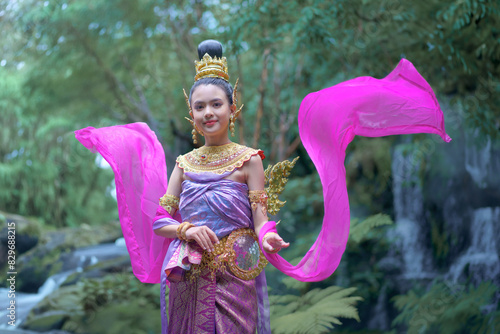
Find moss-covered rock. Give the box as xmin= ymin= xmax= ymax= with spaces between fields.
xmin=21 ymin=311 xmax=70 ymax=332
xmin=28 ymin=285 xmax=84 ymax=317
xmin=23 ymin=272 xmax=162 ymax=334
xmin=0 ymin=211 xmax=41 ymax=267
xmin=64 ymin=303 xmax=161 ymax=334
xmin=61 ymin=255 xmax=132 ymax=286
xmin=7 ymin=217 xmax=122 ymax=292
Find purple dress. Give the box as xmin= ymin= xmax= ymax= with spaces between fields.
xmin=155 ymin=171 xmax=271 ymax=334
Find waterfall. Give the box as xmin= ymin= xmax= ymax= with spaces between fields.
xmin=463 ymin=129 xmax=500 ymax=191
xmin=0 ymin=239 xmax=128 ymax=329
xmin=447 ymin=207 xmax=500 ymax=284
xmin=0 ymin=271 xmax=74 ymax=330
xmin=391 ymin=145 xmax=434 ymax=279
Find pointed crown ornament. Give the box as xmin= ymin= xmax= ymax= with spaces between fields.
xmin=194 ymin=53 xmax=229 ymax=82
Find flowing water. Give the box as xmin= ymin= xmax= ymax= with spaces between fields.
xmin=391 ymin=145 xmax=434 ymax=279
xmin=0 ymin=239 xmax=128 ymax=330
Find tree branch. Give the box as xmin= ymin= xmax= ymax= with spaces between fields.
xmin=252 ymin=48 xmax=270 ymax=148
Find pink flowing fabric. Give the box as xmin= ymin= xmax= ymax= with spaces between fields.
xmin=259 ymin=58 xmax=451 ymax=281
xmin=75 ymin=123 xmax=172 ymax=284
xmin=74 ymin=58 xmax=450 ymax=288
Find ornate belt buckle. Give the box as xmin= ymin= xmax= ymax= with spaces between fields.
xmin=226 ymin=228 xmax=268 ymax=280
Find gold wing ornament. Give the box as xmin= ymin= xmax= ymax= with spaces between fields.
xmin=264 ymin=156 xmax=300 ymax=216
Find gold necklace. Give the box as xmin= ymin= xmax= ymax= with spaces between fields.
xmin=177 ymin=142 xmax=264 ymax=174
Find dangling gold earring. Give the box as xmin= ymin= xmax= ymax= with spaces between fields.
xmin=191 ymin=128 xmax=198 ymax=144
xmin=185 ymin=117 xmax=203 ymax=145
xmin=229 ymin=116 xmax=235 ymax=137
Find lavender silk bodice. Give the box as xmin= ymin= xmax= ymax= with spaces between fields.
xmin=179 ymin=178 xmax=253 ymax=238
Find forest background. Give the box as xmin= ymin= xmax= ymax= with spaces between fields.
xmin=1 ymin=0 xmax=499 ymax=333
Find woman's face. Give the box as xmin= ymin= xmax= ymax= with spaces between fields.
xmin=190 ymin=84 xmax=235 ymax=140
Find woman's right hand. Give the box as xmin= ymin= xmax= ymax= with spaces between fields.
xmin=185 ymin=226 xmax=219 ymax=252
xmin=262 ymin=232 xmax=290 ymax=254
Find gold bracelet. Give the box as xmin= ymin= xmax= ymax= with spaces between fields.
xmin=181 ymin=222 xmax=192 ymax=240
xmin=176 ymin=222 xmax=195 ymax=241
xmin=177 ymin=222 xmax=191 ymax=241
xmin=249 ymin=190 xmax=268 ymax=216
xmin=182 ymin=224 xmax=195 ymax=242
xmin=160 ymin=194 xmax=180 ymax=216
xmin=176 ymin=222 xmax=187 ymax=240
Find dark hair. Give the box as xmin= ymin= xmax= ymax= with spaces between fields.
xmin=189 ymin=40 xmax=233 ymax=105
xmin=189 ymin=77 xmax=233 ymax=105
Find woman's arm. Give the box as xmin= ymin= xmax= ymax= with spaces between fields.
xmin=153 ymin=164 xmax=184 ymax=239
xmin=154 ymin=164 xmax=219 ymax=252
xmin=245 ymin=155 xmax=289 ymax=253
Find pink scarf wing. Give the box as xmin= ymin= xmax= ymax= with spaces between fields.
xmin=261 ymin=59 xmax=451 ymax=281
xmin=75 ymin=122 xmax=172 ymax=284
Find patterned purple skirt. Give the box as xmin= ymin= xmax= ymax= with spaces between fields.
xmin=168 ymin=269 xmax=257 ymax=333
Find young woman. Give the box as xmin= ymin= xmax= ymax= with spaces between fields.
xmin=75 ymin=38 xmax=450 ymax=334
xmin=151 ymin=40 xmax=286 ymax=333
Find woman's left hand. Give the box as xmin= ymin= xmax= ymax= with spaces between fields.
xmin=262 ymin=232 xmax=290 ymax=254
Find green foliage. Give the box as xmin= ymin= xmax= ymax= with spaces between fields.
xmin=80 ymin=274 xmax=161 ymax=313
xmin=346 ymin=137 xmax=394 ymax=214
xmin=392 ymin=281 xmax=499 ymax=334
xmin=270 ymin=285 xmax=363 ymax=334
xmin=430 ymin=216 xmax=450 ymax=263
xmin=279 ymin=173 xmax=324 ymax=235
xmin=349 ymin=213 xmax=393 ymax=244
xmin=1 ymin=0 xmax=499 ymax=227
xmin=68 ymin=302 xmax=161 ymax=334
xmin=73 ymin=274 xmax=162 ymax=334
xmin=25 ymin=273 xmax=162 ymax=334
xmin=0 ymin=65 xmax=118 ymax=227
xmin=268 ymin=211 xmax=391 ymax=334
xmin=0 ymin=1 xmax=498 ymax=331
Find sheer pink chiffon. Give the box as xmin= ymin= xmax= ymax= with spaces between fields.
xmin=75 ymin=58 xmax=450 ymax=287
xmin=258 ymin=58 xmax=451 ymax=281
xmin=75 ymin=123 xmax=172 ymax=284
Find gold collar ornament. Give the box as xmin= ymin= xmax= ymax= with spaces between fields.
xmin=177 ymin=142 xmax=264 ymax=174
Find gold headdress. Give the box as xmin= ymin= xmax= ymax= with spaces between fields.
xmin=194 ymin=53 xmax=229 ymax=82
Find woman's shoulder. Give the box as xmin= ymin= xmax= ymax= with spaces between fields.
xmin=236 ymin=143 xmax=265 ymax=161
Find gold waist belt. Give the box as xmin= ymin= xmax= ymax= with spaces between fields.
xmin=187 ymin=228 xmax=268 ymax=281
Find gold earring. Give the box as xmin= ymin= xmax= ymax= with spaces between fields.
xmin=230 ymin=116 xmax=235 ymax=137
xmin=185 ymin=117 xmax=204 ymax=144
xmin=191 ymin=128 xmax=198 ymax=144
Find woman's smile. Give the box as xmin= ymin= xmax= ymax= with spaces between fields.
xmin=204 ymin=120 xmax=218 ymax=126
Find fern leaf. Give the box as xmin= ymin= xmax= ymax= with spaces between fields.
xmin=271 ymin=285 xmax=362 ymax=333
xmin=349 ymin=213 xmax=393 ymax=243
xmin=282 ymin=276 xmax=310 ymax=292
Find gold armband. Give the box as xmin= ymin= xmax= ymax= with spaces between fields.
xmin=160 ymin=194 xmax=180 ymax=216
xmin=249 ymin=190 xmax=268 ymax=216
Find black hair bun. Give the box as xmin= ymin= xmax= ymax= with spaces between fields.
xmin=197 ymin=40 xmax=223 ymax=59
